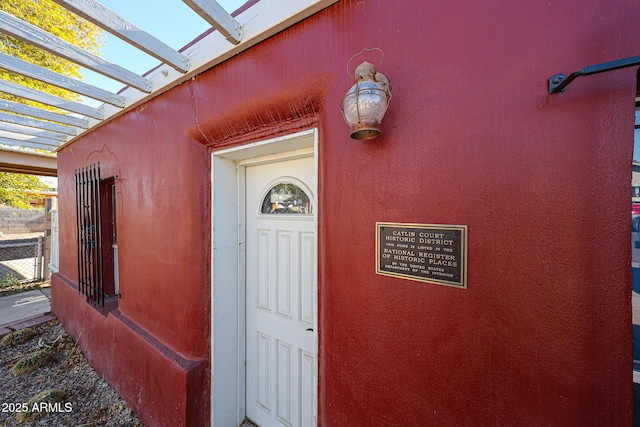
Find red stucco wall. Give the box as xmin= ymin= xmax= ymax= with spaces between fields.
xmin=52 ymin=75 xmax=212 ymax=426
xmin=53 ymin=0 xmax=638 ymax=425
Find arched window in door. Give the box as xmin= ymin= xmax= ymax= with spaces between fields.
xmin=260 ymin=182 xmax=312 ymax=214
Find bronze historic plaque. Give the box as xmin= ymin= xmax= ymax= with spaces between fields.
xmin=376 ymin=222 xmax=467 ymax=288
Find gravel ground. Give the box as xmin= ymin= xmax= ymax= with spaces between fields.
xmin=0 ymin=319 xmax=143 ymax=427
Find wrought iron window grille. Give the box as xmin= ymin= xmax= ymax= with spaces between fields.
xmin=74 ymin=162 xmax=120 ymax=311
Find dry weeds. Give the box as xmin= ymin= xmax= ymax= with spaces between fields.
xmin=0 ymin=320 xmax=143 ymax=427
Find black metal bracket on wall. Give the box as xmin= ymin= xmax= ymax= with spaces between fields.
xmin=548 ymin=54 xmax=640 ymax=94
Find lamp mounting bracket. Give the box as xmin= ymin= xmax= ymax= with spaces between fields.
xmin=548 ymin=54 xmax=640 ymax=94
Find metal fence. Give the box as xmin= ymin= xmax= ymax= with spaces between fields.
xmin=0 ymin=237 xmax=45 ymax=284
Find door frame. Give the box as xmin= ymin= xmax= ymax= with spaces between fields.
xmin=210 ymin=129 xmax=318 ymax=427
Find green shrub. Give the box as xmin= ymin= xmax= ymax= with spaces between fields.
xmin=17 ymin=388 xmax=65 ymax=422
xmin=11 ymin=350 xmax=51 ymax=375
xmin=1 ymin=327 xmax=35 ymax=347
xmin=0 ymin=272 xmax=20 ymax=288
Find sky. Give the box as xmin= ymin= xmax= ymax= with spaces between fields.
xmin=35 ymin=0 xmax=246 ymax=185
xmin=81 ymin=0 xmax=247 ymax=100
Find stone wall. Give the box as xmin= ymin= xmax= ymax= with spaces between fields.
xmin=0 ymin=206 xmax=45 ymax=234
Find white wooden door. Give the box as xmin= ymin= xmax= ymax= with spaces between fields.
xmin=245 ymin=155 xmax=317 ymax=427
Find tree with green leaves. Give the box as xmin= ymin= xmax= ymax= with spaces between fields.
xmin=0 ymin=172 xmax=48 ymax=209
xmin=0 ymin=1 xmax=104 ymax=207
xmin=0 ymin=0 xmax=104 ymax=104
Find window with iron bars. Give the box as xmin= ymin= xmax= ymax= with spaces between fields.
xmin=75 ymin=163 xmax=119 ymax=311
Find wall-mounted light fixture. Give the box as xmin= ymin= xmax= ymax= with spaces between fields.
xmin=341 ymin=48 xmax=391 ymax=140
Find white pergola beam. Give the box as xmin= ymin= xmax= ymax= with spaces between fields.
xmin=0 ymin=99 xmax=89 ymax=129
xmin=0 ymin=133 xmax=60 ymax=149
xmin=0 ymin=146 xmax=57 ymax=176
xmin=0 ymin=79 xmax=102 ymax=119
xmin=0 ymin=52 xmax=125 ymax=107
xmin=0 ymin=10 xmax=151 ymax=93
xmin=0 ymin=122 xmax=68 ymax=142
xmin=0 ymin=139 xmax=57 ymax=151
xmin=0 ymin=111 xmax=77 ymax=136
xmin=52 ymin=0 xmax=190 ymax=73
xmin=0 ymin=0 xmax=341 ymax=166
xmin=182 ymin=0 xmax=243 ymax=44
xmin=69 ymin=0 xmax=339 ymax=146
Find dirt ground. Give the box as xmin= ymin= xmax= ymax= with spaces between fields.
xmin=0 ymin=319 xmax=144 ymax=427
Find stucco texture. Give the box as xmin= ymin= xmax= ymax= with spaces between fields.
xmin=52 ymin=0 xmax=638 ymax=425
